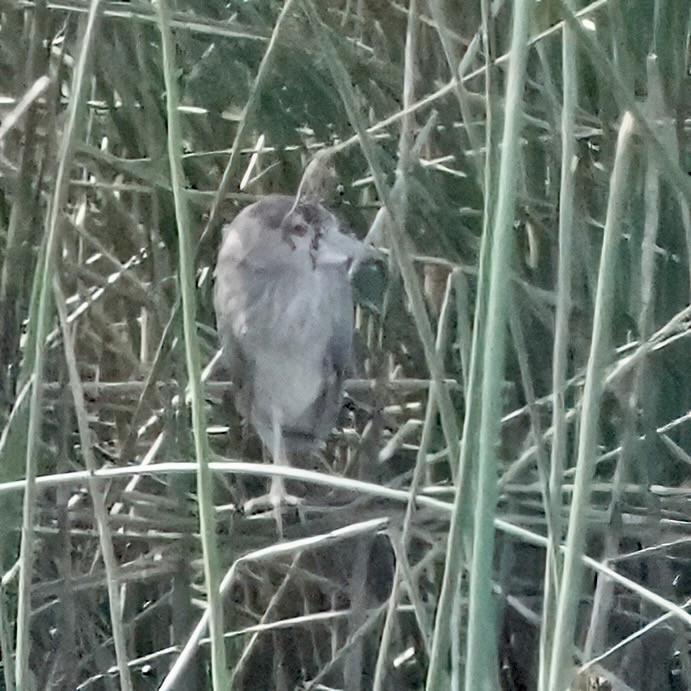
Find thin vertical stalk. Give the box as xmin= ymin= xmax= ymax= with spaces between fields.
xmin=547 ymin=112 xmax=635 ymax=691
xmin=155 ymin=1 xmax=229 ymax=687
xmin=372 ymin=558 xmax=403 ymax=691
xmin=427 ymin=0 xmax=484 ymax=183
xmin=371 ymin=4 xmax=426 ymax=682
xmin=14 ymin=3 xmax=102 ymax=687
xmin=464 ymin=1 xmax=531 ymax=688
xmin=538 ymin=2 xmax=577 ymax=686
xmin=582 ymin=49 xmax=669 ymax=678
xmin=342 ymin=9 xmax=423 ymax=663
xmin=53 ymin=280 xmax=133 ymax=691
xmin=0 ymin=2 xmax=48 ymax=323
xmin=639 ymin=55 xmax=664 ymax=341
xmin=398 ymin=0 xmax=417 ymax=172
xmin=555 ymin=0 xmax=690 ymax=204
xmin=374 ymin=274 xmax=453 ymax=689
xmin=426 ymin=244 xmax=478 ymax=676
xmin=426 ymin=0 xmax=500 ymax=682
xmin=0 ymin=579 xmax=13 ymax=691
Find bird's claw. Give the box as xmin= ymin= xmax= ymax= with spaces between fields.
xmin=243 ymin=493 xmax=303 ymax=516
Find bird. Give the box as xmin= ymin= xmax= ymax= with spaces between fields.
xmin=213 ymin=192 xmax=376 ymax=520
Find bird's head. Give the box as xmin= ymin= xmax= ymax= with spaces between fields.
xmin=219 ymin=195 xmax=379 ymax=276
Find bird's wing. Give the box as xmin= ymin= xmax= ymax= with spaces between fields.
xmin=326 ymin=274 xmax=355 ymax=378
xmin=303 ymin=273 xmax=353 ymax=444
xmin=213 ymin=269 xmax=254 ymax=418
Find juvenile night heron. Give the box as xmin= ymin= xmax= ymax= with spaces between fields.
xmin=214 ymin=192 xmax=374 ymax=515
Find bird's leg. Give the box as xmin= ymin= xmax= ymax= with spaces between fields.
xmin=269 ymin=411 xmax=288 ymax=507
xmin=244 ymin=408 xmax=303 ymax=524
xmin=269 ymin=413 xmax=289 ymax=536
xmin=268 ymin=409 xmax=303 ymax=508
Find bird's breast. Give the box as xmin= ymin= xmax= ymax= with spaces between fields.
xmin=236 ymin=265 xmax=351 ymax=427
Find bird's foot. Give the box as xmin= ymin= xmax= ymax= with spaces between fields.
xmin=243 ymin=492 xmax=303 ymax=515
xmin=244 ymin=490 xmax=304 ymax=538
xmin=243 ymin=477 xmax=304 ymax=537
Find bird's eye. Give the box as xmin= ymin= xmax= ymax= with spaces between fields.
xmin=291 ymin=221 xmax=309 ymax=236
xmin=282 ymin=210 xmax=309 ymax=238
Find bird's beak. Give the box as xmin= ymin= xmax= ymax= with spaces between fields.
xmin=317 ymin=231 xmax=367 ymax=266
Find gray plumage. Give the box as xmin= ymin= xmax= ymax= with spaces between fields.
xmin=214 ymin=194 xmax=371 ymax=510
